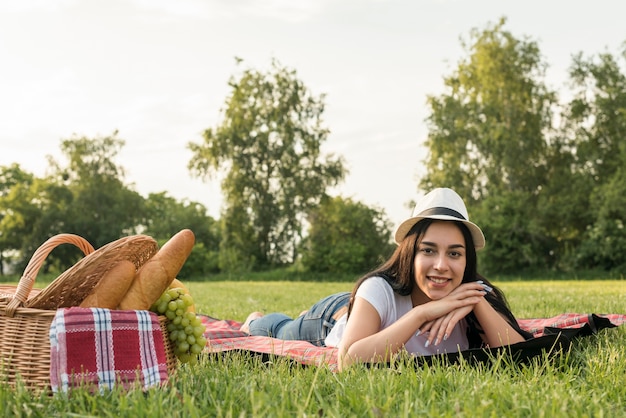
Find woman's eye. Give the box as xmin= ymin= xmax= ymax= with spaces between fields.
xmin=449 ymin=251 xmax=463 ymax=258
xmin=420 ymin=247 xmax=435 ymax=254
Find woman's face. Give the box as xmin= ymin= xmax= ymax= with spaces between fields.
xmin=413 ymin=221 xmax=467 ymax=302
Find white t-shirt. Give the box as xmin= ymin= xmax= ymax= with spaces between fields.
xmin=325 ymin=276 xmax=470 ymax=356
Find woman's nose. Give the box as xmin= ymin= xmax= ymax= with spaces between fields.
xmin=434 ymin=254 xmax=448 ymax=271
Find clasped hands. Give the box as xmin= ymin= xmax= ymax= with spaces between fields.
xmin=415 ymin=281 xmax=491 ymax=347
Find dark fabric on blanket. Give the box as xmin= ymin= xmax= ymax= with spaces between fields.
xmin=411 ymin=333 xmax=571 ymax=367
xmin=518 ymin=313 xmax=624 ymax=338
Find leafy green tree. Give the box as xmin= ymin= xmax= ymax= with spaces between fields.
xmin=565 ymin=46 xmax=626 ymax=270
xmin=0 ymin=164 xmax=37 ymax=274
xmin=46 ymin=132 xmax=147 ymax=249
xmin=533 ymin=132 xmax=593 ymax=271
xmin=420 ymin=18 xmax=558 ymax=273
xmin=1 ymin=135 xmax=149 ymax=274
xmin=143 ymin=192 xmax=221 ymax=276
xmin=0 ymin=164 xmax=83 ymax=274
xmin=300 ymin=196 xmax=394 ymax=274
xmin=188 ymin=59 xmax=346 ymax=270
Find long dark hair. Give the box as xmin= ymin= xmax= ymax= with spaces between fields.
xmin=347 ymin=218 xmax=532 ymax=345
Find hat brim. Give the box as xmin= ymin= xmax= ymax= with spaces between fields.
xmin=394 ymin=215 xmax=485 ymax=250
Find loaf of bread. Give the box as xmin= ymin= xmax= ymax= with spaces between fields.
xmin=118 ymin=229 xmax=195 ymax=310
xmin=79 ymin=260 xmax=136 ymax=309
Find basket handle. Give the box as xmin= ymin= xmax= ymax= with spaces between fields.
xmin=5 ymin=233 xmax=95 ymax=317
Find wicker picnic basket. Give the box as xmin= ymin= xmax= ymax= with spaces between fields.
xmin=0 ymin=233 xmax=177 ymax=391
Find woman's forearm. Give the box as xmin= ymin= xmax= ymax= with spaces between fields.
xmin=472 ymin=299 xmax=526 ymax=347
xmin=338 ymin=308 xmax=426 ymax=370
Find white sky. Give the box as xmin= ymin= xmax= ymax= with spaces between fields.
xmin=1 ymin=0 xmax=625 ymax=229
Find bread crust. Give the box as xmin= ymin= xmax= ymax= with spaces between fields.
xmin=118 ymin=229 xmax=195 ymax=310
xmin=79 ymin=260 xmax=136 ymax=309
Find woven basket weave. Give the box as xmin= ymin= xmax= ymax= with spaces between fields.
xmin=0 ymin=233 xmax=177 ymax=392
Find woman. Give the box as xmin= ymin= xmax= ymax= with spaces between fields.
xmin=242 ymin=188 xmax=532 ymax=369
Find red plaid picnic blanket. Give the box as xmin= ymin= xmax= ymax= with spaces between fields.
xmin=49 ymin=311 xmax=625 ymax=389
xmin=199 ymin=313 xmax=626 ymax=371
xmin=50 ymin=307 xmax=169 ymax=392
xmin=199 ymin=316 xmax=341 ymax=369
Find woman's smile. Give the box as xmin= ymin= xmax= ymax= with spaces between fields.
xmin=428 ymin=276 xmax=452 ymax=287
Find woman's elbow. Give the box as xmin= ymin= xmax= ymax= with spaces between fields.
xmin=486 ymin=330 xmax=526 ymax=347
xmin=336 ymin=345 xmax=353 ymax=371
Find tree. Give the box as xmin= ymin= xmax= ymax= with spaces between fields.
xmin=533 ymin=131 xmax=592 ymax=271
xmin=0 ymin=163 xmax=84 ymax=274
xmin=1 ymin=135 xmax=149 ymax=274
xmin=143 ymin=192 xmax=221 ymax=276
xmin=565 ymin=45 xmax=626 ymax=270
xmin=188 ymin=59 xmax=346 ymax=270
xmin=0 ymin=164 xmax=37 ymax=274
xmin=46 ymin=132 xmax=147 ymax=249
xmin=420 ymin=18 xmax=558 ymax=273
xmin=300 ymin=196 xmax=394 ymax=274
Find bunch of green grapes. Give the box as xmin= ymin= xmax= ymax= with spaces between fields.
xmin=151 ymin=287 xmax=207 ymax=364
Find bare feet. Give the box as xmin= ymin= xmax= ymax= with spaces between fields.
xmin=240 ymin=311 xmax=264 ymax=334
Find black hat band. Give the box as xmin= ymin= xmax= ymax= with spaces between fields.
xmin=417 ymin=207 xmax=466 ymax=221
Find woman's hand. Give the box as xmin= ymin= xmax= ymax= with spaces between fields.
xmin=416 ymin=281 xmax=487 ymax=346
xmin=419 ymin=305 xmax=473 ymax=346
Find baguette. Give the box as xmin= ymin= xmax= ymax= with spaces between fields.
xmin=118 ymin=229 xmax=195 ymax=310
xmin=79 ymin=260 xmax=136 ymax=309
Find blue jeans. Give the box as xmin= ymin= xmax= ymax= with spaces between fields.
xmin=247 ymin=292 xmax=350 ymax=346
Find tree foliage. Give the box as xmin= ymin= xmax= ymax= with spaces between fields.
xmin=46 ymin=132 xmax=147 ymax=248
xmin=300 ymin=196 xmax=394 ymax=274
xmin=188 ymin=59 xmax=346 ymax=270
xmin=420 ymin=19 xmax=626 ymax=274
xmin=566 ymin=46 xmax=626 ymax=270
xmin=143 ymin=192 xmax=221 ymax=276
xmin=0 ymin=163 xmax=84 ymax=273
xmin=0 ymin=133 xmax=148 ymax=273
xmin=421 ymin=18 xmax=559 ymax=273
xmin=422 ymin=18 xmax=555 ymax=199
xmin=0 ymin=165 xmax=37 ymax=274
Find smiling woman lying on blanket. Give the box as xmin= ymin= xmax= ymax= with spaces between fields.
xmin=241 ymin=188 xmax=533 ymax=370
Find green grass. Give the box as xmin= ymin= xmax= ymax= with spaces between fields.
xmin=1 ymin=279 xmax=625 ymax=417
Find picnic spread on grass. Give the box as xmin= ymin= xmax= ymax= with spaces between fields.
xmin=1 ymin=228 xmax=624 ymax=393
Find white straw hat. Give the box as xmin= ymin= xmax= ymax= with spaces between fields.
xmin=394 ymin=188 xmax=485 ymax=249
